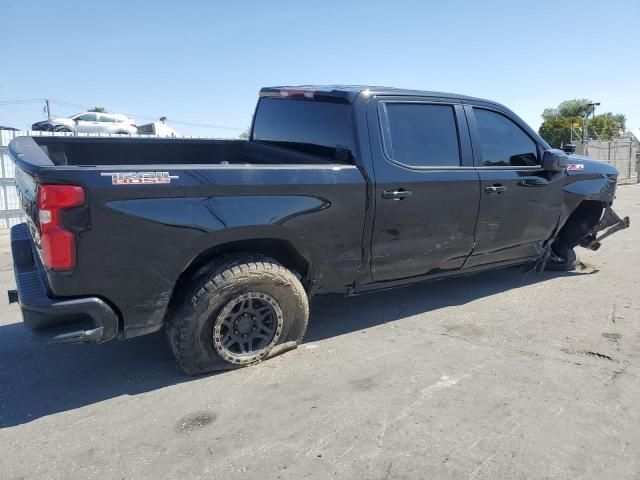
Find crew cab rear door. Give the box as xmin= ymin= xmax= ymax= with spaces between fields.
xmin=463 ymin=104 xmax=564 ymax=268
xmin=367 ymin=97 xmax=480 ymax=282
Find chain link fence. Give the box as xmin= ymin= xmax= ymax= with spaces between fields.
xmin=0 ymin=130 xmax=23 ymax=228
xmin=574 ymin=138 xmax=639 ymax=183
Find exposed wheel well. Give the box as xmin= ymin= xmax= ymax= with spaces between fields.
xmin=554 ymin=200 xmax=605 ymax=253
xmin=163 ymin=239 xmax=312 ymax=325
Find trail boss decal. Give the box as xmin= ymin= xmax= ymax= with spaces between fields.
xmin=567 ymin=163 xmax=585 ymax=171
xmin=101 ymin=172 xmax=179 ymax=185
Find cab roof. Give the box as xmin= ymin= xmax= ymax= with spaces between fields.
xmin=259 ymin=85 xmax=501 ymax=107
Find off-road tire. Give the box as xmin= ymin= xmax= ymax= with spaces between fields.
xmin=545 ymin=247 xmax=577 ymax=271
xmin=166 ymin=254 xmax=308 ymax=375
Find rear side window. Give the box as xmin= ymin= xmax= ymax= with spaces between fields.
xmin=76 ymin=113 xmax=98 ymax=121
xmin=99 ymin=114 xmax=116 ymax=123
xmin=473 ymin=108 xmax=539 ymax=167
xmin=382 ymin=103 xmax=460 ymax=167
xmin=252 ymin=98 xmax=354 ymax=162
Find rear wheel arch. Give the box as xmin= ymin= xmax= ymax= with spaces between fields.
xmin=163 ymin=238 xmax=313 ymax=325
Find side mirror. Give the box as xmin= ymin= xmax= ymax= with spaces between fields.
xmin=542 ymin=149 xmax=568 ymax=172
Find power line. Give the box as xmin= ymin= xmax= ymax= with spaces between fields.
xmin=0 ymin=98 xmax=46 ymax=105
xmin=48 ymin=99 xmax=244 ymax=131
xmin=0 ymin=98 xmax=244 ymax=131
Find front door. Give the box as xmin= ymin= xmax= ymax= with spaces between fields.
xmin=368 ymin=98 xmax=480 ymax=282
xmin=464 ymin=105 xmax=565 ymax=268
xmin=74 ymin=113 xmax=101 ymax=133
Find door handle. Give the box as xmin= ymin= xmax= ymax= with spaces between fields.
xmin=382 ymin=188 xmax=412 ymax=200
xmin=484 ymin=185 xmax=508 ymax=194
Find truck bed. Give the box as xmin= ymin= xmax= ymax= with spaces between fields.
xmin=24 ymin=136 xmax=345 ymax=167
xmin=9 ymin=134 xmax=367 ymax=340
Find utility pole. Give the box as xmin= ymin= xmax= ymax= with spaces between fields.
xmin=45 ymin=99 xmax=52 ymax=121
xmin=583 ymin=115 xmax=588 ymax=143
xmin=584 ymin=102 xmax=600 ymax=143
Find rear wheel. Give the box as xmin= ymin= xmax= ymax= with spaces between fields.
xmin=166 ymin=255 xmax=309 ymax=375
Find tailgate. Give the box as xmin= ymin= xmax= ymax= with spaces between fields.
xmin=9 ymin=136 xmax=63 ymax=261
xmin=15 ymin=166 xmax=41 ymax=250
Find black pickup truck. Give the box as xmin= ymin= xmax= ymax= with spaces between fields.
xmin=8 ymin=85 xmax=629 ymax=374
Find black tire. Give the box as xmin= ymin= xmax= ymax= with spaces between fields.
xmin=166 ymin=254 xmax=309 ymax=375
xmin=545 ymin=247 xmax=577 ymax=271
xmin=53 ymin=126 xmax=72 ymax=133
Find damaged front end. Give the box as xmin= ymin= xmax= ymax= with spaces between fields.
xmin=530 ymin=157 xmax=631 ymax=273
xmin=578 ymin=207 xmax=630 ymax=251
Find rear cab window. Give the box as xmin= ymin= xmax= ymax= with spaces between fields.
xmin=251 ymin=98 xmax=355 ymax=163
xmin=380 ymin=102 xmax=461 ymax=168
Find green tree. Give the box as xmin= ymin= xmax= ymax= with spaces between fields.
xmin=589 ymin=113 xmax=625 ymax=140
xmin=89 ymin=106 xmax=106 ymax=113
xmin=238 ymin=128 xmax=250 ymax=139
xmin=538 ymin=116 xmax=573 ymax=148
xmin=538 ymin=99 xmax=626 ymax=146
xmin=559 ymin=100 xmax=590 ymax=118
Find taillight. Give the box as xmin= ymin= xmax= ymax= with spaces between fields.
xmin=37 ymin=184 xmax=85 ymax=271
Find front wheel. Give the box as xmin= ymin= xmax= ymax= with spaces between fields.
xmin=166 ymin=255 xmax=309 ymax=375
xmin=545 ymin=247 xmax=577 ymax=271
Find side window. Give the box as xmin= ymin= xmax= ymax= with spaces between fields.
xmin=382 ymin=103 xmax=460 ymax=167
xmin=99 ymin=114 xmax=115 ymax=123
xmin=76 ymin=113 xmax=98 ymax=122
xmin=252 ymin=98 xmax=355 ymax=162
xmin=473 ymin=108 xmax=539 ymax=167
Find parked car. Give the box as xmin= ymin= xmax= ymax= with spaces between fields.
xmin=8 ymin=85 xmax=630 ymax=375
xmin=136 ymin=121 xmax=178 ymax=137
xmin=32 ymin=112 xmax=137 ymax=135
xmin=0 ymin=125 xmax=19 ymax=131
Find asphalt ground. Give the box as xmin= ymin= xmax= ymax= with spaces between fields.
xmin=1 ymin=185 xmax=639 ymax=479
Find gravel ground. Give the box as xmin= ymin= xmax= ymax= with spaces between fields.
xmin=1 ymin=185 xmax=639 ymax=480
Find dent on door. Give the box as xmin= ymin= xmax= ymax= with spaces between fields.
xmin=466 ymin=169 xmax=564 ymax=267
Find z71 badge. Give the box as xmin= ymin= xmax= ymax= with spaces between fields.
xmin=567 ymin=163 xmax=585 ymax=171
xmin=101 ymin=171 xmax=179 ymax=185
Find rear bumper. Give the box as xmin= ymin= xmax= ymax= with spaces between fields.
xmin=9 ymin=223 xmax=119 ymax=343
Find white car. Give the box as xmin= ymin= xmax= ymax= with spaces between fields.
xmin=43 ymin=112 xmax=138 ymax=135
xmin=136 ymin=122 xmax=178 ymax=137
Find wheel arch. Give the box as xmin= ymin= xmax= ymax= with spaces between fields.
xmin=163 ymin=237 xmax=313 ymax=325
xmin=554 ymin=199 xmax=606 ymax=252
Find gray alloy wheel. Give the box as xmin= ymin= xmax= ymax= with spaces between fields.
xmin=212 ymin=291 xmax=284 ymax=364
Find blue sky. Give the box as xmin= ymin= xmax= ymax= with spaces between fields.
xmin=2 ymin=0 xmax=639 ymax=137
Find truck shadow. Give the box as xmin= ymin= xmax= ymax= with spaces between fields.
xmin=305 ymin=266 xmax=597 ymax=342
xmin=0 ymin=267 xmax=595 ymax=428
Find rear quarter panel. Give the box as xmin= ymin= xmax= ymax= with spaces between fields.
xmin=39 ymin=163 xmax=367 ymax=337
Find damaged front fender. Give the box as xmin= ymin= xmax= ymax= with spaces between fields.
xmin=579 ymin=207 xmax=630 ymax=251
